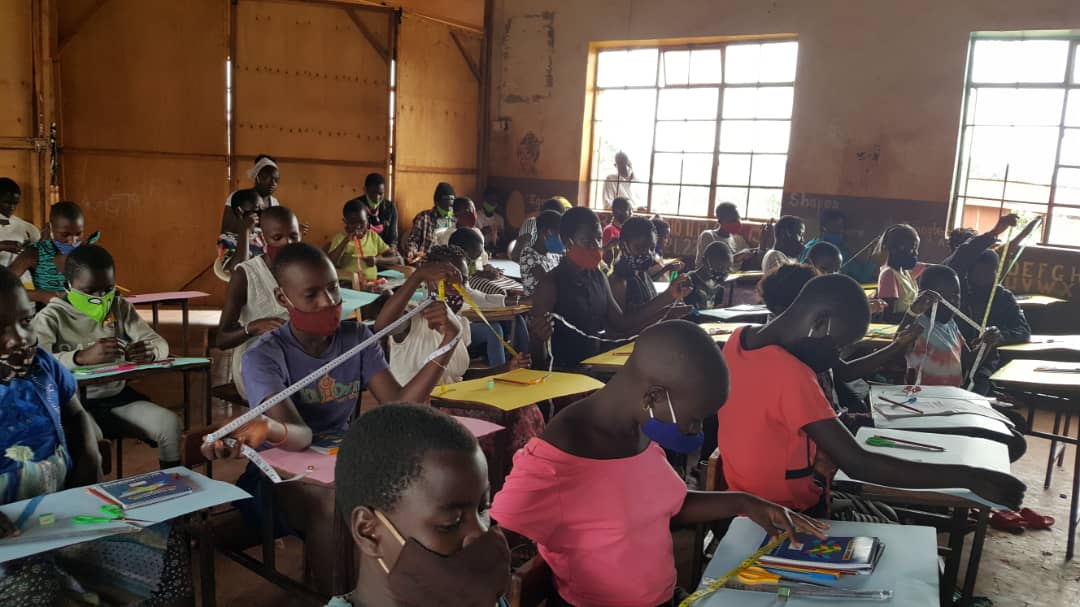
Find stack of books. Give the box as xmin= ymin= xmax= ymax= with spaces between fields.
xmin=756 ymin=534 xmax=885 ymax=586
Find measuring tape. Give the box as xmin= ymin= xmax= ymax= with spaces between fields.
xmin=205 ymin=296 xmax=461 ymax=483
xmin=678 ymin=532 xmax=789 ymax=607
xmin=452 ymin=283 xmax=519 ymax=357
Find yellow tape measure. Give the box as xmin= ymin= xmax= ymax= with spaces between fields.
xmin=678 ymin=532 xmax=789 ymax=607
xmin=451 ymin=283 xmax=519 ymax=358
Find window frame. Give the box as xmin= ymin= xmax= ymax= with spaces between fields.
xmin=584 ymin=38 xmax=798 ymax=220
xmin=950 ymin=33 xmax=1080 ymax=248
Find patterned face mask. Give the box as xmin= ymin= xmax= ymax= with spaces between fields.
xmin=0 ymin=341 xmax=37 ymax=382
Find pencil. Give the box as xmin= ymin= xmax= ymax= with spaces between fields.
xmin=878 ymin=396 xmax=924 ymax=415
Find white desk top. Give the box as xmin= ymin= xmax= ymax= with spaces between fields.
xmin=868 ymin=385 xmax=1013 ymax=438
xmin=698 ymin=518 xmax=938 ymax=607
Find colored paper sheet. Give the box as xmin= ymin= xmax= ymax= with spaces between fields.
xmin=126 ymin=291 xmax=210 ymax=304
xmin=72 ymin=357 xmax=210 ymax=380
xmin=432 ymin=370 xmax=604 ymax=411
xmin=340 ymin=288 xmax=382 ymax=319
xmin=0 ymin=468 xmax=250 ymax=563
xmin=377 ymin=269 xmax=406 ymax=279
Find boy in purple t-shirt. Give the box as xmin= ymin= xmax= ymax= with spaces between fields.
xmin=203 ymin=243 xmax=462 ymax=594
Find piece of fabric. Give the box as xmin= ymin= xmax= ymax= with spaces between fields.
xmin=27 ymin=240 xmax=66 ymax=293
xmin=612 ymin=258 xmax=657 ymax=312
xmin=230 ymin=257 xmax=289 ymax=399
xmin=390 ymin=309 xmax=471 ymax=385
xmin=549 ymin=260 xmax=611 ymax=367
xmin=362 ymin=195 xmax=400 ymax=247
xmin=601 ymin=223 xmax=622 ymax=248
xmin=328 ymin=230 xmax=390 ymax=280
xmin=86 ymin=387 xmax=181 ymax=463
xmin=32 ymin=297 xmax=169 ymax=400
xmin=718 ymin=327 xmax=838 ymax=511
xmin=683 ymin=272 xmax=724 ymax=310
xmin=491 ymin=439 xmax=686 ymax=607
xmin=877 ymin=263 xmax=928 ymax=314
xmin=696 ymin=229 xmax=748 ymax=269
xmin=761 ymin=248 xmax=796 ymax=273
xmin=0 ymin=215 xmax=40 ymax=283
xmin=406 ymin=209 xmax=457 ymax=261
xmin=519 ymin=246 xmax=562 ymax=297
xmin=905 ymin=314 xmax=964 ymax=387
xmin=242 ymin=321 xmax=389 ymax=435
xmin=602 ymin=176 xmax=637 ymax=208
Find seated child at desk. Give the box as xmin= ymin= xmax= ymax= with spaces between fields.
xmin=8 ymin=201 xmax=87 ymax=305
xmin=216 ymin=188 xmax=265 ymax=281
xmin=647 ymin=218 xmax=682 ymax=283
xmin=611 ymin=217 xmax=692 ymax=313
xmin=761 ymin=215 xmax=806 ymax=273
xmin=326 ymin=198 xmax=402 ymax=284
xmin=202 ymin=243 xmax=461 ymax=595
xmin=375 ymin=253 xmax=538 ymax=453
xmin=963 ymin=249 xmax=1031 ymax=349
xmin=697 ymin=201 xmax=751 ymax=269
xmin=0 ymin=270 xmax=194 ymax=605
xmin=902 ymin=264 xmax=1001 ymax=387
xmin=529 ymin=208 xmax=690 ymax=370
xmin=216 ymin=206 xmax=302 ymax=398
xmin=876 ymin=224 xmax=928 ymax=321
xmin=602 ymin=196 xmax=633 ymax=265
xmin=512 ymin=197 xmax=570 ymax=262
xmin=449 ymin=227 xmax=524 ymax=298
xmin=805 ymin=241 xmax=842 ymax=275
xmin=519 ymin=210 xmax=563 ymax=298
xmin=0 ymin=178 xmax=40 ymax=275
xmin=493 ymin=321 xmax=826 ymax=607
xmin=717 ymin=273 xmax=1024 ymax=515
xmin=330 ymin=404 xmax=512 ymax=607
xmin=436 ymin=196 xmax=482 ymax=248
xmin=683 ymin=241 xmax=732 ymax=311
xmin=31 ymin=245 xmax=182 ymax=469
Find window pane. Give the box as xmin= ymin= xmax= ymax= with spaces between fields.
xmin=658 ymin=88 xmax=719 ymax=120
xmin=966 ymin=125 xmax=1058 ymax=184
xmin=688 ymin=49 xmax=723 ymax=84
xmin=679 ymin=186 xmax=711 ymax=216
xmin=1062 ymin=128 xmax=1080 ymax=166
xmin=750 ymin=154 xmax=787 ymax=187
xmin=716 ymin=153 xmax=751 ymax=186
xmin=714 ymin=187 xmax=749 ymax=213
xmin=1048 ymin=205 xmax=1080 ymax=247
xmin=594 ymin=89 xmax=657 ymax=122
xmin=760 ymin=42 xmax=799 ymax=82
xmin=593 ymin=122 xmax=654 ymax=183
xmin=971 ymin=40 xmax=1069 ymax=84
xmin=652 ymin=153 xmax=682 ymax=184
xmin=722 ymin=88 xmax=757 ymax=119
xmin=719 ymin=120 xmax=755 ymax=152
xmin=754 ymin=121 xmax=792 ymax=153
xmin=655 ymin=121 xmax=716 ymax=152
xmin=1076 ymin=46 xmax=1080 ymax=83
xmin=1003 ymin=181 xmax=1051 ymax=204
xmin=661 ymin=51 xmax=690 ymax=86
xmin=681 ymin=153 xmax=714 ymax=185
xmin=651 ymin=184 xmax=680 ymax=215
xmin=1067 ymin=90 xmax=1080 ymax=127
xmin=724 ymin=44 xmax=759 ymax=83
xmin=748 ymin=188 xmax=783 ymax=219
xmin=1055 ymin=168 xmax=1080 ymax=206
xmin=723 ymin=87 xmax=794 ymax=119
xmin=597 ymin=49 xmax=659 ymax=87
xmin=969 ymin=88 xmax=1065 ymax=126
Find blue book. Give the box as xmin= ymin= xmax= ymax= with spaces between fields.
xmin=89 ymin=471 xmax=193 ymax=510
xmin=759 ymin=535 xmax=883 ymax=572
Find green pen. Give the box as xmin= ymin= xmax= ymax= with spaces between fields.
xmin=866 ymin=435 xmax=944 ymax=452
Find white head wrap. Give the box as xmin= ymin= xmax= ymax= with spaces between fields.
xmin=247 ymin=157 xmax=279 ymax=180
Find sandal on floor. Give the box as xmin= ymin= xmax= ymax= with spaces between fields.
xmin=1019 ymin=507 xmax=1055 ymax=530
xmin=990 ymin=510 xmax=1026 ymax=534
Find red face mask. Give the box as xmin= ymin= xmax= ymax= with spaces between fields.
xmin=567 ymin=245 xmax=603 ymax=270
xmin=719 ymin=221 xmax=742 ymax=235
xmin=287 ymin=303 xmax=342 ymax=336
xmin=459 ymin=211 xmax=478 ymax=228
xmin=264 ymin=243 xmax=285 ymax=263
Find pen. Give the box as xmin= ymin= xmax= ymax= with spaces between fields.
xmin=878 ymin=396 xmax=924 ymax=415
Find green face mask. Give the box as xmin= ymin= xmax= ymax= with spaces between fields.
xmin=68 ymin=288 xmax=116 ymax=324
xmin=482 ymin=202 xmax=497 ymax=214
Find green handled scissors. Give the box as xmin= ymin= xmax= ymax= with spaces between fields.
xmin=73 ymin=504 xmax=152 ymax=526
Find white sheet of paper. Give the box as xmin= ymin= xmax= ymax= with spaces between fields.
xmin=698 ymin=304 xmax=770 ymax=321
xmin=487 ymin=259 xmax=521 ymax=279
xmin=869 ymin=385 xmax=1013 ymax=436
xmin=0 ymin=468 xmax=251 ymax=563
xmin=697 ymin=518 xmax=938 ymax=607
xmin=834 ymin=428 xmax=1011 ymax=509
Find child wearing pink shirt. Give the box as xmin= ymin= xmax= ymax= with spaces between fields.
xmin=492 ymin=320 xmax=826 ymax=607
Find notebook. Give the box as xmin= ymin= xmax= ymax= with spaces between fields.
xmin=759 ymin=535 xmax=884 ymax=573
xmin=88 ymin=471 xmax=193 ymax=510
xmin=309 ymin=432 xmax=345 ymax=455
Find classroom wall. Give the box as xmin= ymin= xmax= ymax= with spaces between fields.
xmin=485 ymin=0 xmax=1080 ymax=299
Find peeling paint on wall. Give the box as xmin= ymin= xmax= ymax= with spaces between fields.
xmin=501 ymin=12 xmax=554 ymax=103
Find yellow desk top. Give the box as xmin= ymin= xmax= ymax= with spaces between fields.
xmin=582 ymin=322 xmax=755 ymax=369
xmin=431 ymin=369 xmax=603 ymax=411
xmin=1015 ymin=294 xmax=1067 ymax=306
xmin=991 ymin=359 xmax=1080 ymax=390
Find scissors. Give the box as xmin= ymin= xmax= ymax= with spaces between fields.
xmin=737 ymin=566 xmax=784 ymax=585
xmin=73 ymin=504 xmax=152 ymax=526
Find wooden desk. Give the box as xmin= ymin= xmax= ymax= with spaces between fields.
xmin=461 ymin=303 xmax=532 ymax=323
xmin=581 ymin=322 xmax=755 ymax=371
xmin=998 ymin=335 xmax=1080 ymax=361
xmin=723 ymin=271 xmax=763 ymax=306
xmin=991 ymin=359 xmax=1080 ymax=560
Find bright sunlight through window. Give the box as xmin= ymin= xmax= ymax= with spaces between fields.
xmin=954 ymin=35 xmax=1080 ymax=248
xmin=587 ymin=40 xmax=798 ymax=219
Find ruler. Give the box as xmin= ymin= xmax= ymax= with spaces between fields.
xmin=678 ymin=532 xmax=789 ymax=607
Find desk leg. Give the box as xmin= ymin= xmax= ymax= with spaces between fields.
xmin=182 ymin=370 xmax=191 ymax=431
xmin=1069 ymin=430 xmax=1080 ymax=561
xmin=182 ymin=300 xmax=190 ymax=357
xmin=199 ymin=512 xmax=217 ymax=607
xmin=1047 ymin=412 xmax=1063 ymax=489
xmin=152 ymin=303 xmax=160 ymax=331
xmin=204 ymin=366 xmax=213 ymax=428
xmin=260 ymin=476 xmax=277 ymax=573
xmin=959 ymin=508 xmax=990 ymax=606
xmin=941 ymin=507 xmax=967 ymax=606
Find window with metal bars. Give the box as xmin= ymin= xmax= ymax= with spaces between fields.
xmin=586 ymin=40 xmax=798 ymax=220
xmin=953 ymin=35 xmax=1080 ymax=247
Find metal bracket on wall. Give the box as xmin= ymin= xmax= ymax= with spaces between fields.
xmin=57 ymin=0 xmax=112 ymax=53
xmin=449 ymin=30 xmax=481 ymax=83
xmin=344 ymin=8 xmax=390 ymax=64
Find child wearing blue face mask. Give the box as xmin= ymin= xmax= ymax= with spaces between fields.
xmin=518 ymin=210 xmax=564 ymax=298
xmin=611 ymin=217 xmax=692 ymax=313
xmin=31 ymin=244 xmax=181 ymax=469
xmin=8 ymin=201 xmax=88 ymax=305
xmin=493 ymin=320 xmax=827 ymax=607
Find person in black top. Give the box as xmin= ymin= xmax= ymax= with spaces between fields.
xmin=961 ymin=248 xmax=1032 ymax=395
xmin=354 ymin=173 xmax=399 ymax=248
xmin=529 ymin=208 xmax=690 ymax=370
xmin=611 ymin=217 xmax=691 ymax=313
